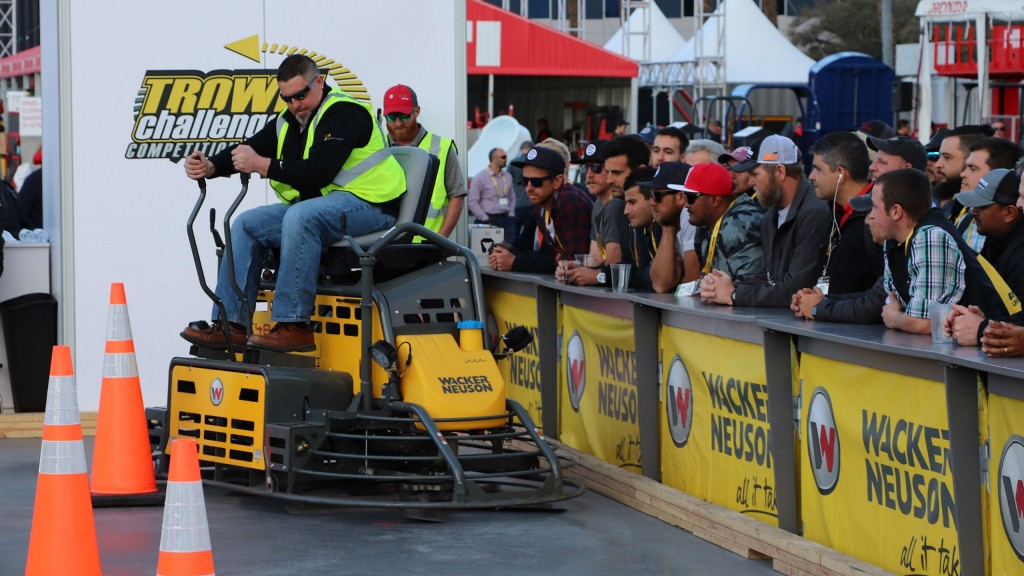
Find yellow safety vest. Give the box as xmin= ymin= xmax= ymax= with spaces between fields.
xmin=271 ymin=89 xmax=405 ymax=205
xmin=418 ymin=131 xmax=453 ymax=233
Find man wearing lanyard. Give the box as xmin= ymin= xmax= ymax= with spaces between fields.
xmin=804 ymin=131 xmax=884 ymax=295
xmin=668 ymin=163 xmax=764 ymax=284
xmin=564 ymin=140 xmax=629 ymax=285
xmin=468 ymin=147 xmax=515 ymax=241
xmin=489 ymin=146 xmax=592 ymax=273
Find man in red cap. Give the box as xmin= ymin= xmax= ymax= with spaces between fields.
xmin=668 ymin=163 xmax=764 ymax=284
xmin=383 ymin=84 xmax=465 ymax=238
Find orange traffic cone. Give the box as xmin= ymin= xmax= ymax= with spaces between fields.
xmin=91 ymin=282 xmax=162 ymax=506
xmin=25 ymin=345 xmax=103 ymax=575
xmin=157 ymin=438 xmax=216 ymax=576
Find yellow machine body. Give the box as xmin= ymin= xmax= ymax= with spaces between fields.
xmin=168 ymin=364 xmax=267 ymax=471
xmin=396 ymin=333 xmax=507 ymax=430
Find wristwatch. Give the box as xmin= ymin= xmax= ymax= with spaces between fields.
xmin=730 ymin=290 xmax=736 ymax=305
xmin=811 ymin=304 xmax=818 ymax=319
xmin=597 ymin=272 xmax=607 ymax=285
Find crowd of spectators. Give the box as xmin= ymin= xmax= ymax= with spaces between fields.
xmin=487 ymin=118 xmax=1024 ymax=358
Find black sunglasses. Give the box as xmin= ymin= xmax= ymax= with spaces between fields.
xmin=650 ymin=189 xmax=676 ymax=202
xmin=523 ymin=175 xmax=555 ymax=188
xmin=683 ymin=191 xmax=702 ymax=204
xmin=927 ymin=151 xmax=940 ymax=161
xmin=587 ymin=163 xmax=604 ymax=174
xmin=281 ymin=77 xmax=317 ymax=103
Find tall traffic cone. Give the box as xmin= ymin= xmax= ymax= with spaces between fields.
xmin=157 ymin=438 xmax=216 ymax=576
xmin=25 ymin=345 xmax=103 ymax=575
xmin=91 ymin=282 xmax=163 ymax=506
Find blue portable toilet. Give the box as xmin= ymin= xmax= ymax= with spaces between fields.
xmin=808 ymin=52 xmax=894 ymax=136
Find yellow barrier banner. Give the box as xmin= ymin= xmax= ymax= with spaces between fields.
xmin=559 ymin=305 xmax=640 ymax=472
xmin=484 ymin=289 xmax=542 ymax=426
xmin=659 ymin=325 xmax=777 ymax=525
xmin=800 ymin=354 xmax=958 ymax=575
xmin=989 ymin=392 xmax=1024 ymax=576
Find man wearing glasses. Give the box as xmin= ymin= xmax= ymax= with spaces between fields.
xmin=488 ymin=146 xmax=592 ymax=273
xmin=991 ymin=121 xmax=1008 ymax=139
xmin=383 ymin=84 xmax=466 ymax=238
xmin=181 ymin=54 xmax=405 ymax=352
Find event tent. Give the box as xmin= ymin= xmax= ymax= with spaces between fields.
xmin=467 ymin=0 xmax=637 ymax=78
xmin=602 ymin=1 xmax=688 ymax=62
xmin=668 ymin=0 xmax=815 ymax=84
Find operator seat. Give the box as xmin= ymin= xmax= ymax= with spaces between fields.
xmin=332 ymin=145 xmax=439 ymax=247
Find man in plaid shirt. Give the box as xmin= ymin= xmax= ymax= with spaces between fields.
xmin=488 ymin=146 xmax=593 ymax=273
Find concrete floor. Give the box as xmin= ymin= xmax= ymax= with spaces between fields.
xmin=1 ymin=437 xmax=781 ymax=575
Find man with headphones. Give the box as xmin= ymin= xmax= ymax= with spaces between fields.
xmin=802 ymin=131 xmax=884 ymax=296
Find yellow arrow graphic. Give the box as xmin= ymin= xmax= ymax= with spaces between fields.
xmin=224 ymin=35 xmax=261 ymax=63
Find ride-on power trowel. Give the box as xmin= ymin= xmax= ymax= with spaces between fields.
xmin=146 ymin=146 xmax=584 ymax=508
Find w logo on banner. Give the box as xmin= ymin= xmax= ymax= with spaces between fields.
xmin=806 ymin=388 xmax=840 ymax=495
xmin=665 ymin=356 xmax=693 ymax=448
xmin=566 ymin=331 xmax=585 ymax=412
xmin=998 ymin=435 xmax=1024 ymax=561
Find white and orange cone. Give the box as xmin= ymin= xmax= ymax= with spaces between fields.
xmin=25 ymin=345 xmax=103 ymax=575
xmin=157 ymin=438 xmax=216 ymax=576
xmin=91 ymin=282 xmax=160 ymax=502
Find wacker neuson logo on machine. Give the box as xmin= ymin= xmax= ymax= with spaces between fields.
xmin=125 ymin=35 xmax=369 ymax=162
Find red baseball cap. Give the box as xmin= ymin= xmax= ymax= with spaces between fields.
xmin=383 ymin=84 xmax=418 ymax=116
xmin=667 ymin=163 xmax=733 ymax=196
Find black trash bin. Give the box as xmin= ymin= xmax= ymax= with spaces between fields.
xmin=0 ymin=293 xmax=57 ymax=412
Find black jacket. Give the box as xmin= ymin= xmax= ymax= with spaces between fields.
xmin=734 ymin=179 xmax=831 ymax=307
xmin=824 ymin=185 xmax=884 ymax=295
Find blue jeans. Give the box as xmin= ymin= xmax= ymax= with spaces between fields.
xmin=212 ymin=191 xmax=395 ymax=324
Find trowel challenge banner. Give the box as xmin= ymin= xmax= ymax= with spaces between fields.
xmin=989 ymin=392 xmax=1024 ymax=576
xmin=484 ymin=289 xmax=541 ymax=426
xmin=659 ymin=325 xmax=777 ymax=525
xmin=559 ymin=305 xmax=639 ymax=472
xmin=800 ymin=354 xmax=958 ymax=575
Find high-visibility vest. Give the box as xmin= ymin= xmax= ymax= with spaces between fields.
xmin=417 ymin=131 xmax=453 ymax=233
xmin=271 ymin=89 xmax=405 ymax=205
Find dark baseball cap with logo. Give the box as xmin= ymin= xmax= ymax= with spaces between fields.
xmin=510 ymin=146 xmax=566 ymax=174
xmin=857 ymin=120 xmax=895 ymax=140
xmin=636 ymin=161 xmax=691 ymax=189
xmin=637 ymin=125 xmax=658 ymax=145
xmin=955 ymin=169 xmax=1022 ymax=208
xmin=580 ymin=140 xmax=609 ymax=164
xmin=867 ymin=135 xmax=927 ymax=172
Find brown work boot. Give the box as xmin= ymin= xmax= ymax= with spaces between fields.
xmin=180 ymin=320 xmax=247 ymax=349
xmin=247 ymin=322 xmax=316 ymax=352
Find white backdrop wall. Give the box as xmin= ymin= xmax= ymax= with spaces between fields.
xmin=55 ymin=0 xmax=464 ymax=410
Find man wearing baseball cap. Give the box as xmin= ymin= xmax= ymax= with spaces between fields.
xmin=636 ymin=162 xmax=700 ymax=293
xmin=867 ymin=135 xmax=927 ymax=180
xmin=946 ymin=168 xmax=1024 ymax=347
xmin=489 ymin=146 xmax=593 ymax=273
xmin=383 ymin=83 xmax=466 ymax=238
xmin=667 ymin=163 xmax=764 ymax=282
xmin=701 ymin=134 xmax=831 ymax=307
xmin=719 ymin=146 xmax=757 ymax=199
